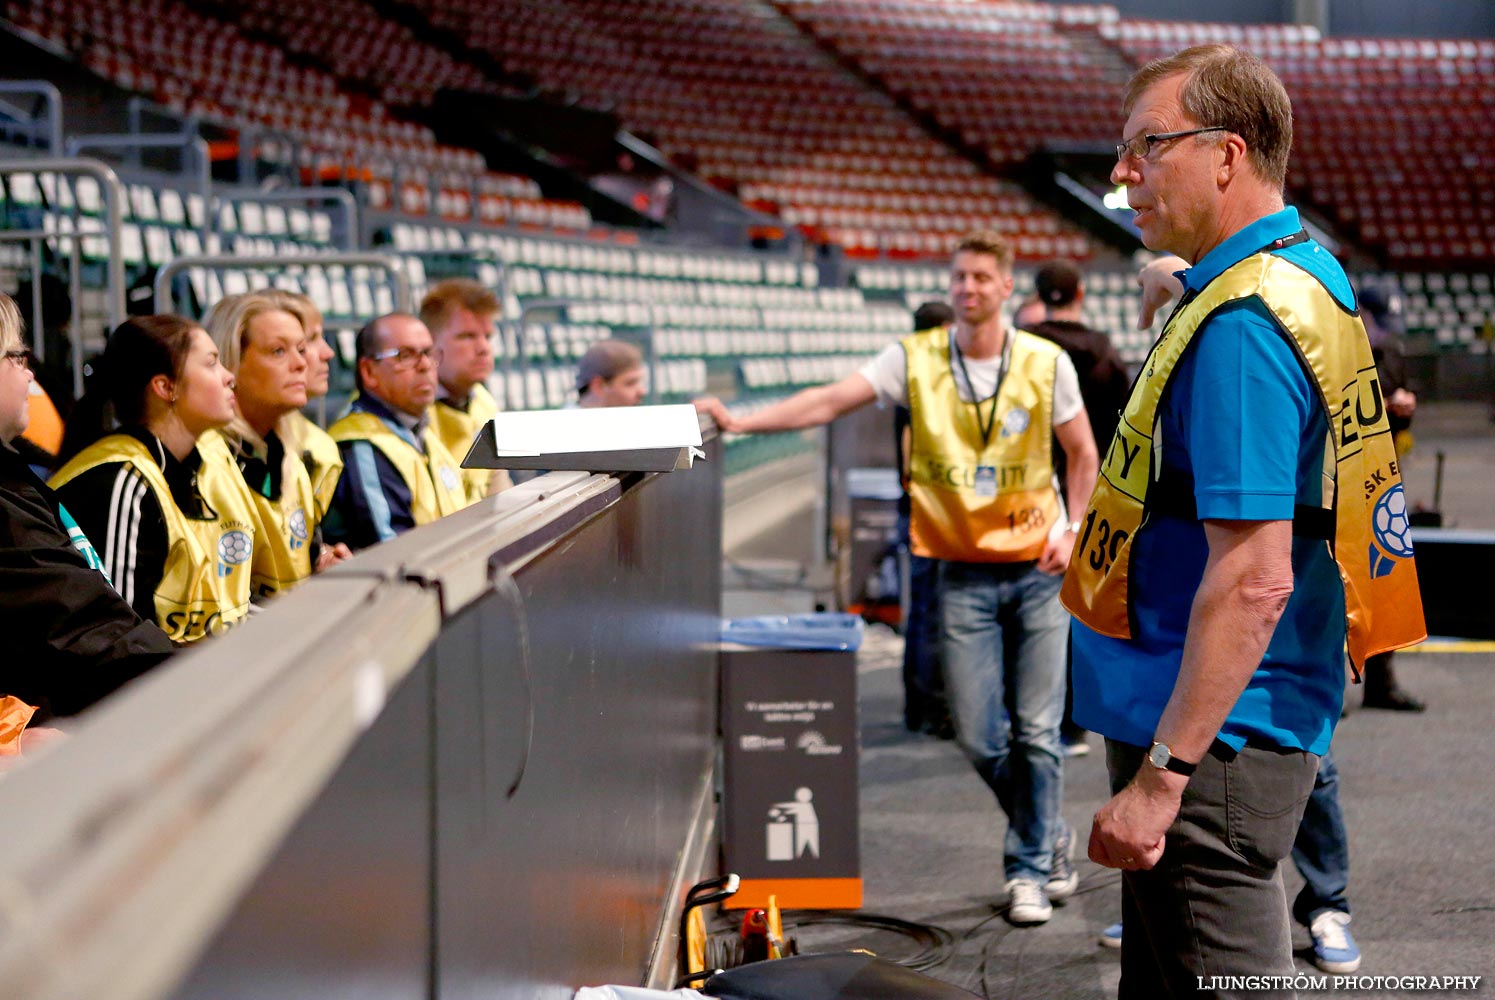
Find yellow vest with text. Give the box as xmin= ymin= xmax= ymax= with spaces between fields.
xmin=49 ymin=435 xmax=257 ymax=643
xmin=287 ymin=411 xmax=343 ymax=525
xmin=430 ymin=383 xmax=510 ymax=502
xmin=199 ymin=430 xmax=318 ymax=598
xmin=1059 ymin=252 xmax=1426 ymax=671
xmin=906 ymin=329 xmax=1063 ymax=562
xmin=328 ymin=411 xmax=468 ymax=524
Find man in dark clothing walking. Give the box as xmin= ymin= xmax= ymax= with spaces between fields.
xmin=1028 ymin=261 xmax=1132 ymax=457
xmin=1027 ymin=261 xmax=1132 ymax=755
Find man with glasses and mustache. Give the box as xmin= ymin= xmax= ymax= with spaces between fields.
xmin=323 ymin=313 xmax=469 ymax=550
xmin=1061 ymin=46 xmax=1425 ymax=996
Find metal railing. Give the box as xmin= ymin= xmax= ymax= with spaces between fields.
xmin=214 ymin=187 xmax=360 ymax=251
xmin=0 ymin=456 xmax=721 ymax=1000
xmin=516 ymin=296 xmax=659 ymax=410
xmin=152 ymin=252 xmax=412 ymax=317
xmin=66 ymin=133 xmax=213 ymax=245
xmin=0 ymin=81 xmax=64 ymax=154
xmin=0 ymin=157 xmax=128 ymax=397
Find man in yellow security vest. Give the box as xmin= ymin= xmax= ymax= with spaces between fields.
xmin=696 ymin=232 xmax=1098 ymax=926
xmin=323 ymin=313 xmax=468 ymax=550
xmin=1063 ymin=46 xmax=1425 ymax=995
xmin=421 ymin=278 xmax=511 ymax=502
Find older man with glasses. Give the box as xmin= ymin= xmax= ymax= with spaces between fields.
xmin=323 ymin=312 xmax=469 ymax=550
xmin=1061 ymin=45 xmax=1426 ymax=997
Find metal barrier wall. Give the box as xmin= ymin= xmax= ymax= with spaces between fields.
xmin=0 ymin=430 xmax=723 ymax=1000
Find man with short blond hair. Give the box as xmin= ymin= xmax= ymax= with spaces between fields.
xmin=420 ymin=278 xmax=509 ymax=500
xmin=697 ymin=231 xmax=1098 ymax=925
xmin=1063 ymin=45 xmax=1424 ymax=996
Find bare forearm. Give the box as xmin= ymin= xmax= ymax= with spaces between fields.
xmin=1064 ymin=445 xmax=1098 ymax=523
xmin=736 ymin=384 xmax=853 ymax=433
xmin=1154 ymin=523 xmax=1294 ymax=763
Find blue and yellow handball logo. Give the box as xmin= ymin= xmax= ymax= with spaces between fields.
xmin=1369 ymin=485 xmax=1413 ymax=578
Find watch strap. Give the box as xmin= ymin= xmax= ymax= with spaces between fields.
xmin=1150 ymin=741 xmax=1197 ymax=776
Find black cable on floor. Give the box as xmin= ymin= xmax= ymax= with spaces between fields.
xmin=780 ymin=910 xmax=958 ymax=972
xmin=967 ymin=870 xmax=1125 ymax=999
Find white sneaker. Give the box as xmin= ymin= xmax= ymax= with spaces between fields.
xmin=1005 ymin=878 xmax=1052 ymax=925
xmin=1308 ymin=909 xmax=1362 ymax=973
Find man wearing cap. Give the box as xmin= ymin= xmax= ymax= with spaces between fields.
xmin=1025 ymin=261 xmax=1134 ymax=756
xmin=1027 ymin=261 xmax=1132 ymax=463
xmin=576 ymin=339 xmax=647 ymax=408
xmin=697 ymin=231 xmax=1098 ymax=926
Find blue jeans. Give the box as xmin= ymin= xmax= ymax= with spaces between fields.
xmin=1292 ymin=746 xmax=1351 ymax=926
xmin=940 ymin=560 xmax=1068 ymax=882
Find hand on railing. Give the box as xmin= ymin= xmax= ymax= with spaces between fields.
xmin=316 ymin=542 xmax=354 ymax=572
xmin=692 ymin=396 xmax=736 ymax=433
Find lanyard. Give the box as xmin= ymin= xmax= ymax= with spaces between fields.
xmin=950 ymin=328 xmax=1013 ymax=450
xmin=1161 ymin=230 xmax=1312 ymax=332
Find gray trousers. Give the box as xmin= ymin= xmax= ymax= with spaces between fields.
xmin=1106 ymin=739 xmax=1319 ymax=1000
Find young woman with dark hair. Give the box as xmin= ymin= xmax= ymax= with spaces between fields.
xmin=50 ymin=316 xmax=259 ymax=644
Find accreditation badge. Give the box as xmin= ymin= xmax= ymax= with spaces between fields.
xmin=973 ymin=465 xmax=997 ymax=498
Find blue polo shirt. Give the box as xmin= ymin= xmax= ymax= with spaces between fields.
xmin=1072 ymin=207 xmax=1349 ymax=755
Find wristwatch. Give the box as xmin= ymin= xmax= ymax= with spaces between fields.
xmin=1148 ymin=741 xmax=1197 ymax=776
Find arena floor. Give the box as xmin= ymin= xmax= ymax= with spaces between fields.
xmin=724 ymin=400 xmax=1495 ymax=997
xmin=786 ymin=628 xmax=1493 ymax=998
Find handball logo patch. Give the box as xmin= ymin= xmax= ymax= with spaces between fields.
xmin=1369 ymin=485 xmax=1413 ymax=578
xmin=288 ymin=508 xmax=309 ymax=549
xmin=1000 ymin=407 xmax=1031 ymax=438
xmin=218 ymin=530 xmax=252 ymax=577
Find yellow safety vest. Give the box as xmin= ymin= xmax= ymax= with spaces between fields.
xmin=198 ymin=430 xmax=318 ymax=598
xmin=287 ymin=410 xmax=343 ymax=524
xmin=328 ymin=410 xmax=468 ymax=524
xmin=1060 ymin=250 xmax=1426 ymax=671
xmin=430 ymin=382 xmax=510 ymax=502
xmin=50 ymin=435 xmax=257 ymax=643
xmin=906 ymin=329 xmax=1063 ymax=562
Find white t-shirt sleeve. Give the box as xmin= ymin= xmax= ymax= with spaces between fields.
xmin=858 ymin=341 xmax=909 ymax=408
xmin=1051 ymin=350 xmax=1083 ymax=427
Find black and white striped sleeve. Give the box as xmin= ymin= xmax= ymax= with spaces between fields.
xmin=53 ymin=464 xmax=170 ymax=627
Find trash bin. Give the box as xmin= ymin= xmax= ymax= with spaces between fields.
xmin=841 ymin=468 xmax=903 ymax=626
xmin=719 ymin=614 xmax=863 ymax=910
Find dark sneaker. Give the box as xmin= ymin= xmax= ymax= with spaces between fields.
xmin=1362 ymin=688 xmax=1426 ymax=712
xmin=1047 ymin=820 xmax=1079 ymax=902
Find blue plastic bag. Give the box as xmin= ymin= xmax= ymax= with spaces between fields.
xmin=720 ymin=613 xmax=865 ymax=652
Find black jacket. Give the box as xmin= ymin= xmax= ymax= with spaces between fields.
xmin=0 ymin=441 xmax=174 ymax=720
xmin=1027 ymin=318 xmax=1132 ymax=452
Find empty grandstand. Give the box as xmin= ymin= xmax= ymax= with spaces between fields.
xmin=0 ymin=0 xmax=1491 ymax=997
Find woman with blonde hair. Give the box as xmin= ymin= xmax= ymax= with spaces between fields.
xmin=51 ymin=315 xmax=255 ymax=644
xmin=201 ymin=292 xmax=347 ymax=598
xmin=266 ymin=289 xmax=344 ymax=523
